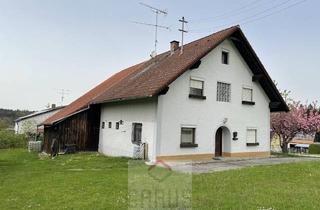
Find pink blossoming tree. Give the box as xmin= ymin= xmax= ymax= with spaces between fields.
xmin=271 ymin=101 xmax=320 ymax=153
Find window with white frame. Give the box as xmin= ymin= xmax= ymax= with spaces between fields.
xmin=190 ymin=79 xmax=204 ymax=96
xmin=246 ymin=129 xmax=257 ymax=143
xmin=242 ymin=87 xmax=253 ymax=102
xmin=217 ymin=82 xmax=231 ymax=102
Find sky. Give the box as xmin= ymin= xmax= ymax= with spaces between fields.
xmin=0 ymin=0 xmax=319 ymax=111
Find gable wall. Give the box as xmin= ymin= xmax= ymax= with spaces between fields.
xmin=157 ymin=39 xmax=271 ymax=157
xmin=15 ymin=110 xmax=61 ymax=134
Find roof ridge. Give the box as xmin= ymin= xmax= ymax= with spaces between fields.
xmin=43 ymin=25 xmax=244 ymax=125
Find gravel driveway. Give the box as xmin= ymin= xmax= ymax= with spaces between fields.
xmin=164 ymin=157 xmax=320 ymax=174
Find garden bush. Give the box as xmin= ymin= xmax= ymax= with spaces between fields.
xmin=309 ymin=144 xmax=320 ymax=154
xmin=0 ymin=130 xmax=28 ymax=149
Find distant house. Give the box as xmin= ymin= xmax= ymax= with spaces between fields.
xmin=42 ymin=26 xmax=288 ymax=161
xmin=15 ymin=105 xmax=64 ymax=135
xmin=288 ymin=134 xmax=314 ymax=153
xmin=271 ymin=134 xmax=315 ymax=153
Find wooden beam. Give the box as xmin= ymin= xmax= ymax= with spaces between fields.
xmin=252 ymin=74 xmax=264 ymax=82
xmin=230 ymin=36 xmax=241 ymax=42
xmin=269 ymin=102 xmax=281 ymax=109
xmin=158 ymin=86 xmax=169 ymax=95
xmin=189 ymin=60 xmax=201 ymax=70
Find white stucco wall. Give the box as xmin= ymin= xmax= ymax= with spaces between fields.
xmin=15 ymin=109 xmax=61 ymax=134
xmin=157 ymin=39 xmax=271 ymax=157
xmin=98 ymin=99 xmax=157 ymax=161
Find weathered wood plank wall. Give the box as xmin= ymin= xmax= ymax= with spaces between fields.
xmin=43 ymin=105 xmax=101 ymax=153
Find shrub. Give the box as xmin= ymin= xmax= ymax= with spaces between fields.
xmin=309 ymin=144 xmax=320 ymax=154
xmin=314 ymin=132 xmax=320 ymax=143
xmin=0 ymin=130 xmax=28 ymax=149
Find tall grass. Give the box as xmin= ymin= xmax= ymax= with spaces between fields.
xmin=0 ymin=130 xmax=28 ymax=149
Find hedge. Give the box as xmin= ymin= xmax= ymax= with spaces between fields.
xmin=309 ymin=144 xmax=320 ymax=154
xmin=0 ymin=130 xmax=28 ymax=149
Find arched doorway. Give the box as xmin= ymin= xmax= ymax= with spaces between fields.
xmin=215 ymin=126 xmax=231 ymax=157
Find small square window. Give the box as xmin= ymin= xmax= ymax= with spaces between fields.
xmin=242 ymin=87 xmax=253 ymax=102
xmin=217 ymin=82 xmax=231 ymax=102
xmin=247 ymin=129 xmax=257 ymax=143
xmin=181 ymin=127 xmax=195 ymax=144
xmin=116 ymin=122 xmax=119 ymax=130
xmin=189 ymin=79 xmax=204 ymax=96
xmin=101 ymin=122 xmax=105 ymax=129
xmin=222 ymin=51 xmax=229 ymax=65
xmin=108 ymin=122 xmax=112 ymax=128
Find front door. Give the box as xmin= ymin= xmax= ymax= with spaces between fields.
xmin=215 ymin=127 xmax=223 ymax=157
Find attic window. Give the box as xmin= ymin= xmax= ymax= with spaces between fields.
xmin=222 ymin=51 xmax=229 ymax=65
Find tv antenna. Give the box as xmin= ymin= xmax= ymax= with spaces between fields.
xmin=179 ymin=16 xmax=188 ymax=54
xmin=133 ymin=2 xmax=169 ymax=56
xmin=57 ymin=89 xmax=70 ymax=106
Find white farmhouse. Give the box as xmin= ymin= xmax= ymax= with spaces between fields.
xmin=15 ymin=105 xmax=64 ymax=135
xmin=43 ymin=26 xmax=288 ymax=161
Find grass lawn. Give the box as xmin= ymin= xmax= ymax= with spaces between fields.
xmin=1 ymin=149 xmax=320 ymax=209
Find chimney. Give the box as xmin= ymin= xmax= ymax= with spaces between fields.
xmin=51 ymin=104 xmax=56 ymax=109
xmin=170 ymin=40 xmax=179 ymax=54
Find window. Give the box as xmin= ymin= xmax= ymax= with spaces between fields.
xmin=242 ymin=87 xmax=253 ymax=102
xmin=246 ymin=129 xmax=259 ymax=146
xmin=116 ymin=122 xmax=119 ymax=130
xmin=217 ymin=82 xmax=231 ymax=102
xmin=222 ymin=51 xmax=229 ymax=64
xmin=108 ymin=122 xmax=112 ymax=128
xmin=101 ymin=122 xmax=105 ymax=129
xmin=132 ymin=123 xmax=142 ymax=144
xmin=189 ymin=79 xmax=204 ymax=98
xmin=180 ymin=127 xmax=198 ymax=147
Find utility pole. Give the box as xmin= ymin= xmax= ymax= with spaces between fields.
xmin=179 ymin=16 xmax=188 ymax=54
xmin=132 ymin=2 xmax=169 ymax=56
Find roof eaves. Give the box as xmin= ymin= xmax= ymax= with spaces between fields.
xmin=42 ymin=106 xmax=90 ymax=126
xmin=234 ymin=29 xmax=289 ymax=112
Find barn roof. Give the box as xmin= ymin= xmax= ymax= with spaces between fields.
xmin=43 ymin=25 xmax=288 ymax=126
xmin=15 ymin=106 xmax=65 ymax=122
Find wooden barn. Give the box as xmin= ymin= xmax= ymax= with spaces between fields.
xmin=43 ymin=105 xmax=100 ymax=152
xmin=41 ymin=65 xmax=137 ymax=153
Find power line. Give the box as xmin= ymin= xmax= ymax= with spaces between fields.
xmin=191 ymin=0 xmax=280 ymax=24
xmin=241 ymin=0 xmax=307 ymax=25
xmin=190 ymin=0 xmax=263 ymax=23
xmin=190 ymin=0 xmax=306 ymax=33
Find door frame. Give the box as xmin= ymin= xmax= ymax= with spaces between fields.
xmin=215 ymin=127 xmax=223 ymax=157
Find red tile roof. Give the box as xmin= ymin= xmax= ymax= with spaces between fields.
xmin=43 ymin=62 xmax=144 ymax=125
xmin=43 ymin=25 xmax=287 ymax=125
